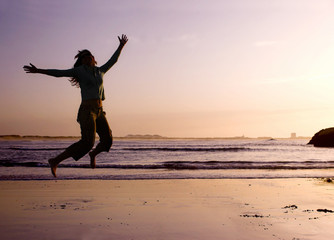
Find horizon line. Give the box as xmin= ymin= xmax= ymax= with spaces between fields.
xmin=0 ymin=134 xmax=311 ymax=140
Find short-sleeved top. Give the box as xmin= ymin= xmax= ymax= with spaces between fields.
xmin=45 ymin=49 xmax=121 ymax=101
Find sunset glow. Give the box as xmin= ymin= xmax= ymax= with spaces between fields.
xmin=1 ymin=0 xmax=334 ymax=138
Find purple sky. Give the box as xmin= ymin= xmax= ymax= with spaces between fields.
xmin=1 ymin=0 xmax=334 ymax=138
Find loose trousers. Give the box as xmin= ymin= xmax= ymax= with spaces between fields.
xmin=66 ymin=100 xmax=113 ymax=160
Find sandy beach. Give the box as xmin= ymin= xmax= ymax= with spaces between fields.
xmin=1 ymin=179 xmax=334 ymax=240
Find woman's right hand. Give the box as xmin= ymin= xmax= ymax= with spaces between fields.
xmin=23 ymin=63 xmax=39 ymax=73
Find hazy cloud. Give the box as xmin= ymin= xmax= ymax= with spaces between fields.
xmin=254 ymin=41 xmax=278 ymax=47
xmin=260 ymin=73 xmax=334 ymax=85
xmin=165 ymin=34 xmax=200 ymax=48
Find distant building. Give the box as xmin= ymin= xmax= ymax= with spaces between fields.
xmin=291 ymin=133 xmax=297 ymax=138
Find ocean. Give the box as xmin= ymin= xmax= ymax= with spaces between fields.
xmin=1 ymin=138 xmax=334 ymax=180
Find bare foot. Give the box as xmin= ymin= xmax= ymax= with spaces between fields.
xmin=89 ymin=152 xmax=96 ymax=169
xmin=48 ymin=158 xmax=57 ymax=178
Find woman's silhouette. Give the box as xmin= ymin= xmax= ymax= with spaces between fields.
xmin=23 ymin=34 xmax=128 ymax=177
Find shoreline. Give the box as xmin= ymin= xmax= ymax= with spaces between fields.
xmin=1 ymin=176 xmax=334 ymax=181
xmin=1 ymin=178 xmax=334 ymax=239
xmin=2 ymin=167 xmax=334 ymax=181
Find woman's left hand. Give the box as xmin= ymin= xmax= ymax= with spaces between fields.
xmin=118 ymin=34 xmax=128 ymax=46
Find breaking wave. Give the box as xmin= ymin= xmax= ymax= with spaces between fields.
xmin=2 ymin=160 xmax=334 ymax=170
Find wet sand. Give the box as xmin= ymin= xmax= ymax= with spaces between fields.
xmin=1 ymin=179 xmax=334 ymax=240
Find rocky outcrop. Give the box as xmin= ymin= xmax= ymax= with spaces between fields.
xmin=308 ymin=127 xmax=334 ymax=147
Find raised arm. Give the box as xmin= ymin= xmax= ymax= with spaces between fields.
xmin=23 ymin=63 xmax=75 ymax=78
xmin=99 ymin=34 xmax=128 ymax=73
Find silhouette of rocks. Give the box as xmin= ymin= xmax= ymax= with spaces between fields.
xmin=308 ymin=127 xmax=334 ymax=147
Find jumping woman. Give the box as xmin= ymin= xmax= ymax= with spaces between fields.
xmin=23 ymin=34 xmax=128 ymax=177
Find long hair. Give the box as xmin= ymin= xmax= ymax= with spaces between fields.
xmin=69 ymin=49 xmax=97 ymax=87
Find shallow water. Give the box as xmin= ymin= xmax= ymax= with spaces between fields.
xmin=1 ymin=138 xmax=334 ymax=179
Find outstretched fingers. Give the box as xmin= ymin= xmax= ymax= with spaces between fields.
xmin=118 ymin=34 xmax=128 ymax=46
xmin=23 ymin=63 xmax=37 ymax=73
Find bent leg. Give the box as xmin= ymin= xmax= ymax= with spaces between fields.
xmin=48 ymin=108 xmax=97 ymax=177
xmin=68 ymin=110 xmax=96 ymax=161
xmin=89 ymin=111 xmax=113 ymax=168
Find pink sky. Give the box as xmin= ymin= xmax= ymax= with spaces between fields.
xmin=1 ymin=0 xmax=334 ymax=138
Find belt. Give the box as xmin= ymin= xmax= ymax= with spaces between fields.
xmin=81 ymin=99 xmax=102 ymax=108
